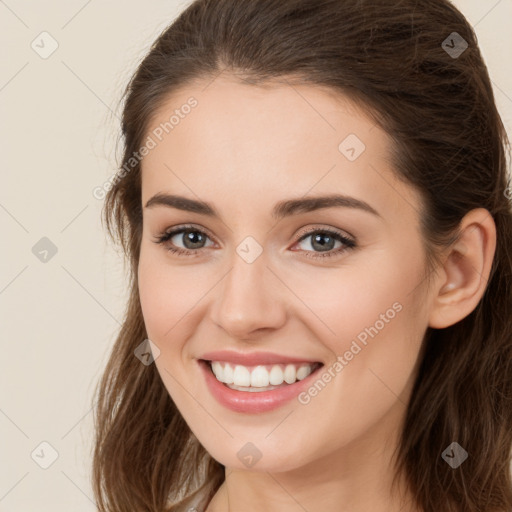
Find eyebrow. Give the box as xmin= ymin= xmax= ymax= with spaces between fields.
xmin=144 ymin=193 xmax=381 ymax=220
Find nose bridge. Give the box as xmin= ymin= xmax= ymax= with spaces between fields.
xmin=210 ymin=245 xmax=286 ymax=337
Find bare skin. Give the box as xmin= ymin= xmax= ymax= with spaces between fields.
xmin=137 ymin=73 xmax=496 ymax=512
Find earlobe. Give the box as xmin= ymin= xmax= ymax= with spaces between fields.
xmin=428 ymin=208 xmax=496 ymax=329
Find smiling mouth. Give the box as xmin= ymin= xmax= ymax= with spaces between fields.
xmin=202 ymin=360 xmax=324 ymax=392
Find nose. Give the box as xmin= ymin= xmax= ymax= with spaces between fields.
xmin=209 ymin=251 xmax=287 ymax=340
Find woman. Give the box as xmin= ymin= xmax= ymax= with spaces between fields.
xmin=92 ymin=1 xmax=512 ymax=511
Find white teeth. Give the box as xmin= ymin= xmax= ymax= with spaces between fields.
xmin=227 ymin=383 xmax=281 ymax=392
xmin=228 ymin=384 xmax=278 ymax=393
xmin=233 ymin=365 xmax=251 ymax=387
xmin=269 ymin=365 xmax=284 ymax=385
xmin=284 ymin=364 xmax=296 ymax=384
xmin=296 ymin=365 xmax=313 ymax=380
xmin=223 ymin=363 xmax=234 ymax=384
xmin=209 ymin=361 xmax=319 ymax=389
xmin=250 ymin=366 xmax=270 ymax=387
xmin=211 ymin=361 xmax=223 ymax=381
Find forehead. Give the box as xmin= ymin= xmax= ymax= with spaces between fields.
xmin=140 ymin=74 xmax=420 ymax=222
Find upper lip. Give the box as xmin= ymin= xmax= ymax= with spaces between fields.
xmin=199 ymin=350 xmax=323 ymax=366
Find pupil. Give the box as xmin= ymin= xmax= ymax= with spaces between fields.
xmin=184 ymin=230 xmax=204 ymax=248
xmin=312 ymin=233 xmax=334 ymax=252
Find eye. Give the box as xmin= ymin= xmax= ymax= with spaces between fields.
xmin=153 ymin=224 xmax=357 ymax=259
xmin=291 ymin=227 xmax=356 ymax=259
xmin=153 ymin=225 xmax=214 ymax=257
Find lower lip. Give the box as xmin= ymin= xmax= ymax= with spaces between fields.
xmin=198 ymin=360 xmax=323 ymax=413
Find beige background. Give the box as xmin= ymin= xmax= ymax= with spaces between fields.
xmin=1 ymin=1 xmax=511 ymax=510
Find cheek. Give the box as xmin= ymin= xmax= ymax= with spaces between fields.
xmin=138 ymin=260 xmax=166 ymax=338
xmin=279 ymin=247 xmax=423 ymax=351
xmin=137 ymin=245 xmax=214 ymax=349
xmin=137 ymin=246 xmax=182 ymax=340
xmin=291 ymin=248 xmax=426 ymax=403
xmin=137 ymin=252 xmax=200 ymax=403
xmin=330 ymin=265 xmax=425 ymax=403
xmin=289 ymin=291 xmax=424 ymax=453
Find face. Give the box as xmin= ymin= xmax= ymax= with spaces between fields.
xmin=138 ymin=74 xmax=434 ymax=474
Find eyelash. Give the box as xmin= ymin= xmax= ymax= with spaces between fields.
xmin=152 ymin=224 xmax=357 ymax=260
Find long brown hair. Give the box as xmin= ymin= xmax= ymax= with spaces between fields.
xmin=92 ymin=1 xmax=512 ymax=510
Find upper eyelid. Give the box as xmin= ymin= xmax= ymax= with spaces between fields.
xmin=163 ymin=224 xmax=217 ymax=243
xmin=295 ymin=224 xmax=355 ymax=241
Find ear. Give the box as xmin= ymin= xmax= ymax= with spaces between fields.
xmin=428 ymin=208 xmax=497 ymax=329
